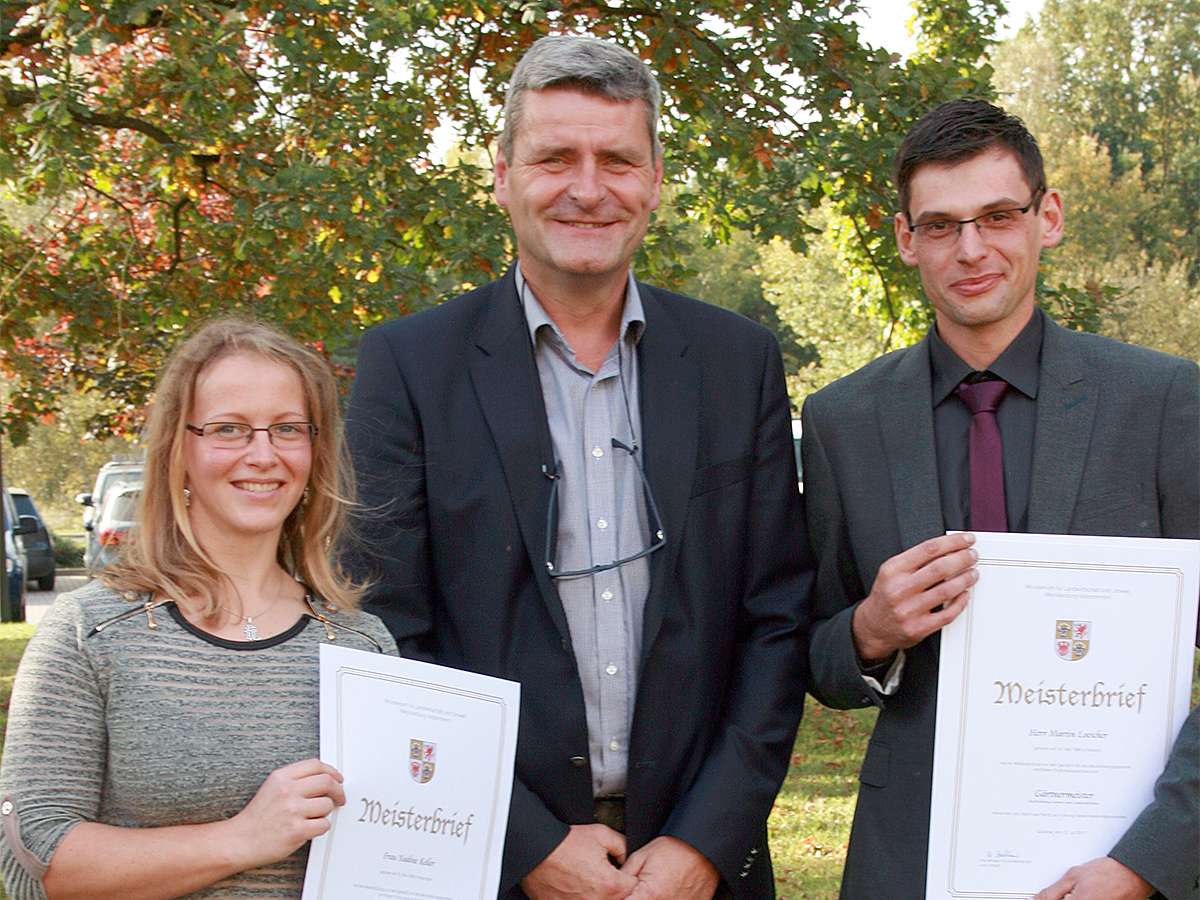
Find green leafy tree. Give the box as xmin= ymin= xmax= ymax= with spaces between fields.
xmin=991 ymin=0 xmax=1200 ymax=353
xmin=0 ymin=381 xmax=136 ymax=527
xmin=992 ymin=0 xmax=1200 ymax=282
xmin=761 ymin=207 xmax=923 ymax=406
xmin=3 ymin=0 xmax=1002 ymax=441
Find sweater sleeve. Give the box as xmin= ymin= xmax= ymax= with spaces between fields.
xmin=0 ymin=595 xmax=107 ymax=900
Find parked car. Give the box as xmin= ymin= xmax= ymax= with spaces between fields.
xmin=9 ymin=488 xmax=54 ymax=591
xmin=90 ymin=484 xmax=141 ymax=573
xmin=2 ymin=487 xmax=31 ymax=621
xmin=78 ymin=459 xmax=143 ymax=572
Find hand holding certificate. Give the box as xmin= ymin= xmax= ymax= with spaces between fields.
xmin=927 ymin=533 xmax=1199 ymax=900
xmin=302 ymin=645 xmax=520 ymax=900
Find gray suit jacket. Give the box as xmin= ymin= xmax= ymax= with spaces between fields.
xmin=801 ymin=310 xmax=1199 ymax=900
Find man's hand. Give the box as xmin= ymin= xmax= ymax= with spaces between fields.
xmin=520 ymin=824 xmax=638 ymax=900
xmin=621 ymin=835 xmax=720 ymax=900
xmin=1034 ymin=857 xmax=1154 ymax=900
xmin=852 ymin=532 xmax=979 ymax=665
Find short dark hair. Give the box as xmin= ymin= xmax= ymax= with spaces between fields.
xmin=892 ymin=98 xmax=1046 ymax=216
xmin=499 ymin=34 xmax=662 ymax=162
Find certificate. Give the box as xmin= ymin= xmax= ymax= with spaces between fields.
xmin=927 ymin=533 xmax=1199 ymax=899
xmin=302 ymin=644 xmax=520 ymax=900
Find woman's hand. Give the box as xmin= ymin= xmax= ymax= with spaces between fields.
xmin=44 ymin=758 xmax=345 ymax=900
xmin=228 ymin=758 xmax=346 ymax=870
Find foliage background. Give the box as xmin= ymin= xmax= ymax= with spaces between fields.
xmin=0 ymin=3 xmax=1198 ymax=894
xmin=1 ymin=0 xmax=1195 ymax=528
xmin=1 ymin=0 xmax=998 ymax=439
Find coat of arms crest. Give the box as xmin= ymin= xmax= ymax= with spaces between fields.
xmin=410 ymin=739 xmax=436 ymax=783
xmin=1055 ymin=619 xmax=1090 ymax=661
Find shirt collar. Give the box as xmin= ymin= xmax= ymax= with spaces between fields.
xmin=929 ymin=305 xmax=1044 ymax=406
xmin=515 ymin=262 xmax=646 ymax=352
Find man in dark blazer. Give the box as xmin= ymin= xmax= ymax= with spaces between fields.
xmin=802 ymin=99 xmax=1199 ymax=900
xmin=345 ymin=35 xmax=811 ymax=900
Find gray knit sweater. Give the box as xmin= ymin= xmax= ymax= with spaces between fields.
xmin=0 ymin=580 xmax=398 ymax=900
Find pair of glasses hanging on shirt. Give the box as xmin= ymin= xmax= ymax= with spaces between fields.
xmin=542 ymin=437 xmax=666 ymax=580
xmin=520 ymin=272 xmax=665 ymax=580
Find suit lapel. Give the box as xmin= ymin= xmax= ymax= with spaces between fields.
xmin=1028 ymin=317 xmax=1094 ymax=533
xmin=636 ymin=285 xmax=698 ymax=665
xmin=468 ymin=270 xmax=570 ymax=642
xmin=878 ymin=336 xmax=945 ymax=551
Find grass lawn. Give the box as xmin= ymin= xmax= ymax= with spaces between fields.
xmin=771 ymin=700 xmax=877 ymax=898
xmin=0 ymin=622 xmax=1193 ymax=900
xmin=0 ymin=623 xmax=36 ymax=762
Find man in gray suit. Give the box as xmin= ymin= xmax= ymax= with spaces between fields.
xmin=802 ymin=98 xmax=1199 ymax=900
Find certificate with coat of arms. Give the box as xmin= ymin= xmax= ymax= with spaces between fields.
xmin=926 ymin=533 xmax=1199 ymax=899
xmin=302 ymin=644 xmax=520 ymax=900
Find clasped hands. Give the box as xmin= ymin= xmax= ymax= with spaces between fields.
xmin=520 ymin=825 xmax=720 ymax=900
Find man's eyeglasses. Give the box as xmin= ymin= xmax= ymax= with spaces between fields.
xmin=544 ymin=438 xmax=665 ymax=580
xmin=906 ymin=187 xmax=1044 ymax=245
xmin=186 ymin=422 xmax=318 ymax=448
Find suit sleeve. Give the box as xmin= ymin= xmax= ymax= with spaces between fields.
xmin=1157 ymin=360 xmax=1199 ymax=548
xmin=800 ymin=395 xmax=888 ymax=711
xmin=659 ymin=338 xmax=814 ymax=886
xmin=1106 ymin=359 xmax=1200 ymax=900
xmin=343 ymin=326 xmax=436 ymax=658
xmin=344 ymin=326 xmax=570 ymax=891
xmin=1108 ymin=705 xmax=1199 ymax=900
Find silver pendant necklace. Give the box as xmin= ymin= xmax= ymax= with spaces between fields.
xmin=223 ymin=574 xmax=287 ymax=641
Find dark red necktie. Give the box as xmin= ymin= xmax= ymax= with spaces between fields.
xmin=954 ymin=379 xmax=1009 ymax=532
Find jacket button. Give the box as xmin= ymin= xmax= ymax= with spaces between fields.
xmin=570 ymin=756 xmax=586 ymax=767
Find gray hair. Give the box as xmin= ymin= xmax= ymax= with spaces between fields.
xmin=499 ymin=34 xmax=662 ymax=162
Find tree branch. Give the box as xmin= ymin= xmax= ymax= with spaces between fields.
xmin=848 ymin=211 xmax=900 ymax=354
xmin=2 ymin=86 xmax=178 ymax=145
xmin=66 ymin=101 xmax=177 ymax=145
xmin=166 ymin=196 xmax=192 ymax=276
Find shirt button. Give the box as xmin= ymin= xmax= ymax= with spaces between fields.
xmin=605 ymin=663 xmax=618 ymax=676
xmin=592 ymin=446 xmax=604 ymax=458
xmin=609 ymin=739 xmax=620 ymax=752
xmin=596 ymin=519 xmax=608 ymax=530
xmin=600 ymin=589 xmax=614 ymax=601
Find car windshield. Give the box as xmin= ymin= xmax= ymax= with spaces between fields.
xmin=98 ymin=472 xmax=140 ymax=500
xmin=105 ymin=491 xmax=140 ymax=524
xmin=12 ymin=495 xmax=38 ymax=520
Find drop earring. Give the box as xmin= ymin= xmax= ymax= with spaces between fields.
xmin=183 ymin=488 xmax=191 ymax=507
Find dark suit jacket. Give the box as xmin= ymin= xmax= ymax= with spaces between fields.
xmin=1110 ymin=704 xmax=1199 ymax=900
xmin=801 ymin=310 xmax=1199 ymax=900
xmin=345 ymin=267 xmax=813 ymax=899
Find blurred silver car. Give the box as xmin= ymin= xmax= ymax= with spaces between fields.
xmin=78 ymin=460 xmax=143 ymax=571
xmin=90 ymin=484 xmax=140 ymax=573
xmin=792 ymin=416 xmax=803 ymax=491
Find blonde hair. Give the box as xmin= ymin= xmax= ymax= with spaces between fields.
xmin=104 ymin=317 xmax=363 ymax=614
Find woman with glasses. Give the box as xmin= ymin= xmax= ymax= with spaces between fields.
xmin=0 ymin=319 xmax=396 ymax=900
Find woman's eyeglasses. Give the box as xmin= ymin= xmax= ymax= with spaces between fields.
xmin=185 ymin=422 xmax=318 ymax=448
